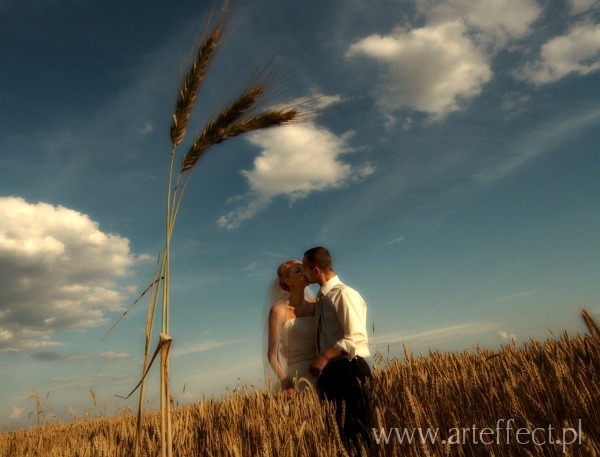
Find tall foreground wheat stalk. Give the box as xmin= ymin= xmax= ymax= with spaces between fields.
xmin=111 ymin=2 xmax=317 ymax=456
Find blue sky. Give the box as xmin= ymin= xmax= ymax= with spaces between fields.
xmin=1 ymin=0 xmax=599 ymax=428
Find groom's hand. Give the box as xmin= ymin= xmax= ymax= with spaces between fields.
xmin=309 ymin=353 xmax=329 ymax=377
xmin=310 ymin=347 xmax=344 ymax=377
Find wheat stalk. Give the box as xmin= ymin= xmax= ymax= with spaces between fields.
xmin=582 ymin=308 xmax=600 ymax=338
xmin=182 ymin=102 xmax=298 ymax=171
xmin=181 ymin=85 xmax=265 ymax=171
xmin=169 ymin=1 xmax=234 ymax=148
xmin=124 ymin=1 xmax=321 ymax=456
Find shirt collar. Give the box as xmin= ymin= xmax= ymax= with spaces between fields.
xmin=320 ymin=275 xmax=340 ymax=296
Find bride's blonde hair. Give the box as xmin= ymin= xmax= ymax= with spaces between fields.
xmin=276 ymin=259 xmax=302 ymax=292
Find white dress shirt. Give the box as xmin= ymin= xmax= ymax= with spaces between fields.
xmin=316 ymin=275 xmax=370 ymax=359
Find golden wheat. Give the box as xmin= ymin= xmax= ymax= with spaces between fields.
xmin=169 ymin=1 xmax=235 ymax=149
xmin=2 ymin=311 xmax=598 ymax=456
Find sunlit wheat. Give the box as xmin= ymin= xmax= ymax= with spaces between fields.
xmin=2 ymin=310 xmax=598 ymax=456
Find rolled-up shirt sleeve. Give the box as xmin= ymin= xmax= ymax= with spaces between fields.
xmin=331 ymin=287 xmax=369 ymax=358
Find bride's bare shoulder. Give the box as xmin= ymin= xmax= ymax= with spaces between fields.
xmin=269 ymin=301 xmax=288 ymax=317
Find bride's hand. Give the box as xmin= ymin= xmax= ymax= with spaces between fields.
xmin=281 ymin=376 xmax=294 ymax=390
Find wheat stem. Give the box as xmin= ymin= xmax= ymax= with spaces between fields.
xmin=132 ymin=3 xmax=317 ymax=456
xmin=134 ymin=255 xmax=162 ymax=457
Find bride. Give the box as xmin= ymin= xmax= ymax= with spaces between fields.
xmin=264 ymin=259 xmax=316 ymax=391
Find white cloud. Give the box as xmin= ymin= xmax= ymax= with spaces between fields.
xmin=569 ymin=0 xmax=600 ymax=15
xmin=139 ymin=121 xmax=153 ymax=135
xmin=9 ymin=406 xmax=22 ymax=420
xmin=0 ymin=197 xmax=139 ymax=354
xmin=347 ymin=21 xmax=492 ymax=119
xmin=423 ymin=0 xmax=541 ymax=47
xmin=218 ymin=123 xmax=374 ymax=229
xmin=345 ymin=0 xmax=543 ymax=120
xmin=100 ymin=351 xmax=130 ymax=360
xmin=522 ymin=22 xmax=600 ymax=84
xmin=388 ymin=236 xmax=404 ymax=245
xmin=498 ymin=330 xmax=518 ymax=342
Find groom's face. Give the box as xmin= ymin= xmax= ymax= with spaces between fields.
xmin=302 ymin=255 xmax=318 ymax=284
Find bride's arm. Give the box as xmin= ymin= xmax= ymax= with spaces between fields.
xmin=268 ymin=304 xmax=293 ymax=389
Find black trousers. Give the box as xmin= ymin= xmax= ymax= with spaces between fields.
xmin=317 ymin=357 xmax=372 ymax=452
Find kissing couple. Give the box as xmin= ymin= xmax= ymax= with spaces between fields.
xmin=264 ymin=246 xmax=372 ymax=450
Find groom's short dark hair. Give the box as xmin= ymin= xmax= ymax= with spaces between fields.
xmin=304 ymin=246 xmax=333 ymax=271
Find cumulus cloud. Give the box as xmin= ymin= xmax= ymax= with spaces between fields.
xmin=217 ymin=123 xmax=374 ymax=229
xmin=423 ymin=0 xmax=541 ymax=47
xmin=521 ymin=22 xmax=600 ymax=84
xmin=0 ymin=197 xmax=138 ymax=354
xmin=347 ymin=21 xmax=492 ymax=119
xmin=346 ymin=0 xmax=542 ymax=120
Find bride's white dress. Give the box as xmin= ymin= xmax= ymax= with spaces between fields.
xmin=280 ymin=316 xmax=316 ymax=388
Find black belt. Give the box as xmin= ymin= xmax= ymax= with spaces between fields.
xmin=328 ymin=356 xmax=362 ymax=365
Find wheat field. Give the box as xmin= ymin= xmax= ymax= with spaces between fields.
xmin=1 ymin=310 xmax=598 ymax=456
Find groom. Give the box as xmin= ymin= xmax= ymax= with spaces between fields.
xmin=303 ymin=246 xmax=372 ymax=451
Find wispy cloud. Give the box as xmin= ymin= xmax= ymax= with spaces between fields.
xmin=374 ymin=321 xmax=499 ymax=347
xmin=388 ymin=236 xmax=404 ymax=245
xmin=494 ymin=291 xmax=537 ymax=304
xmin=181 ymin=356 xmax=264 ymax=391
xmin=31 ymin=351 xmax=71 ymax=361
xmin=473 ymin=105 xmax=600 ymax=184
xmin=100 ymin=351 xmax=130 ymax=360
xmin=171 ymin=339 xmax=240 ymax=358
xmin=47 ymin=376 xmax=86 ymax=383
xmin=568 ymin=0 xmax=600 ymax=16
xmin=218 ymin=123 xmax=374 ymax=229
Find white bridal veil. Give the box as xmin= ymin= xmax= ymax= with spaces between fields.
xmin=262 ymin=279 xmax=289 ymax=390
xmin=261 ymin=277 xmax=315 ymax=390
